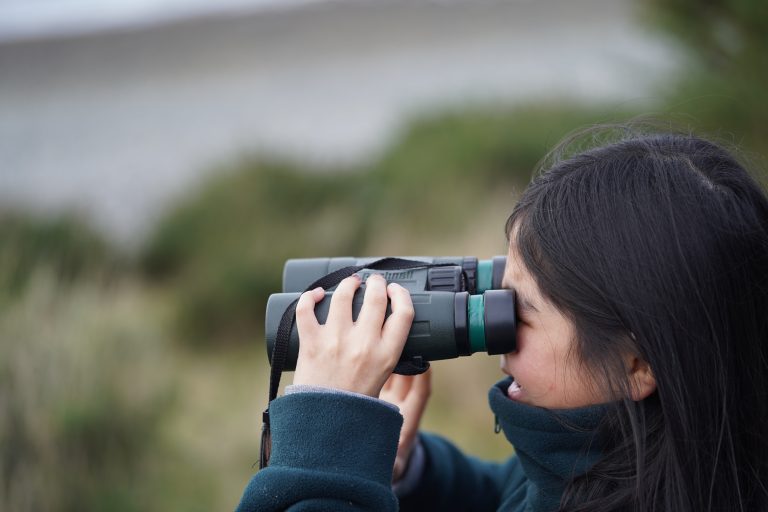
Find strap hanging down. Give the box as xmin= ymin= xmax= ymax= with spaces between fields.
xmin=260 ymin=257 xmax=458 ymax=469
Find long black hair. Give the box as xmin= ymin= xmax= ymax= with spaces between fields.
xmin=506 ymin=127 xmax=768 ymax=512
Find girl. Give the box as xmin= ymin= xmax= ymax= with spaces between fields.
xmin=236 ymin=128 xmax=768 ymax=511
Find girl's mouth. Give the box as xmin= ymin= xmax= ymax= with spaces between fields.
xmin=507 ymin=378 xmax=523 ymax=400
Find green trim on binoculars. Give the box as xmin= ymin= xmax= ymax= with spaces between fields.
xmin=477 ymin=260 xmax=493 ymax=293
xmin=468 ymin=294 xmax=486 ymax=353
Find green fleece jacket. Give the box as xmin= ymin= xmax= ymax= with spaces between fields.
xmin=235 ymin=378 xmax=606 ymax=512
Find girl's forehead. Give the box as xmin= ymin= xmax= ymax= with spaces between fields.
xmin=503 ymin=243 xmax=532 ymax=288
xmin=504 ymin=241 xmax=547 ymax=309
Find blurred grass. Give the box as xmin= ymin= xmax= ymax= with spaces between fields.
xmin=0 ymin=212 xmax=123 ymax=309
xmin=141 ymin=162 xmax=372 ymax=344
xmin=0 ymin=272 xmax=211 ymax=511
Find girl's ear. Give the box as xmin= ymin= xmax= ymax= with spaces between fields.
xmin=627 ymin=356 xmax=656 ymax=401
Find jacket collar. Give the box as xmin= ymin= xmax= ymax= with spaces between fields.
xmin=488 ymin=377 xmax=608 ymax=511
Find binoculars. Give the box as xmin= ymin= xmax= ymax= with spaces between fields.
xmin=266 ymin=256 xmax=518 ymax=370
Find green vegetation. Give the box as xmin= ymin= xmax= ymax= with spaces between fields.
xmin=141 ymin=162 xmax=372 ymax=344
xmin=643 ymin=0 xmax=768 ymax=155
xmin=0 ymin=275 xmax=210 ymax=511
xmin=0 ymin=212 xmax=122 ymax=306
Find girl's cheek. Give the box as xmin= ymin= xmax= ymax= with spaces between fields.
xmin=514 ymin=325 xmax=530 ymax=352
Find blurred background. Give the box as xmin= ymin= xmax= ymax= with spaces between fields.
xmin=1 ymin=0 xmax=765 ymax=509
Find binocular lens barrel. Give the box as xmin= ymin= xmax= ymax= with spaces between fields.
xmin=265 ymin=289 xmax=517 ymax=370
xmin=282 ymin=256 xmax=506 ymax=294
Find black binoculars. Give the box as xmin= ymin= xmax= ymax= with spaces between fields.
xmin=266 ymin=256 xmax=518 ymax=370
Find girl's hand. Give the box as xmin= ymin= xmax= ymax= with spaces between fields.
xmin=380 ymin=369 xmax=432 ymax=481
xmin=292 ymin=273 xmax=415 ymax=398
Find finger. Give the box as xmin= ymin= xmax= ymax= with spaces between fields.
xmin=402 ymin=368 xmax=432 ymax=409
xmin=295 ymin=287 xmax=324 ymax=339
xmin=381 ymin=283 xmax=415 ymax=356
xmin=400 ymin=371 xmax=431 ymax=432
xmin=399 ymin=369 xmax=431 ymax=446
xmin=326 ymin=275 xmax=361 ymax=326
xmin=356 ymin=273 xmax=388 ymax=330
xmin=382 ymin=373 xmax=395 ymax=392
xmin=390 ymin=373 xmax=412 ymax=401
xmin=399 ymin=412 xmax=421 ymax=455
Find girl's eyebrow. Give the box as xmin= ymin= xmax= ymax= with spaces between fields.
xmin=518 ymin=294 xmax=539 ymax=314
xmin=501 ymin=277 xmax=539 ymax=313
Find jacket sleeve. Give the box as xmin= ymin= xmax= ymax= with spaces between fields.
xmin=397 ymin=432 xmax=523 ymax=512
xmin=235 ymin=391 xmax=403 ymax=512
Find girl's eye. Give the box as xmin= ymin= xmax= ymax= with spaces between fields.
xmin=516 ymin=306 xmax=534 ymax=328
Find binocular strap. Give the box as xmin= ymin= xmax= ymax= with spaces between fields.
xmin=260 ymin=257 xmax=459 ymax=469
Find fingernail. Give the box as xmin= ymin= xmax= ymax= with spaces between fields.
xmin=313 ymin=287 xmax=324 ymax=293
